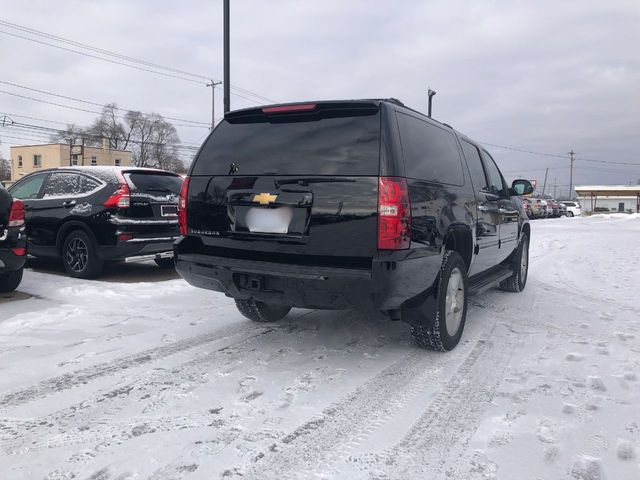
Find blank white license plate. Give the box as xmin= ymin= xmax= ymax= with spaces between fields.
xmin=161 ymin=205 xmax=178 ymax=217
xmin=245 ymin=207 xmax=293 ymax=234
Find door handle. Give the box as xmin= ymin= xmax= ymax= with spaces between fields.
xmin=63 ymin=200 xmax=76 ymax=207
xmin=478 ymin=205 xmax=489 ymax=212
xmin=498 ymin=208 xmax=518 ymax=214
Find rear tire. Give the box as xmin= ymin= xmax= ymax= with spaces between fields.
xmin=567 ymin=211 xmax=574 ymax=217
xmin=235 ymin=298 xmax=291 ymax=323
xmin=0 ymin=267 xmax=24 ymax=293
xmin=155 ymin=257 xmax=175 ymax=269
xmin=62 ymin=230 xmax=104 ymax=279
xmin=500 ymin=233 xmax=529 ymax=293
xmin=410 ymin=251 xmax=468 ymax=352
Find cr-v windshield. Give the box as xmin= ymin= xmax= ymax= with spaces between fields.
xmin=192 ymin=110 xmax=381 ymax=176
xmin=125 ymin=172 xmax=183 ymax=195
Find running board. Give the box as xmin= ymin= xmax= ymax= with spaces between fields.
xmin=468 ymin=267 xmax=513 ymax=294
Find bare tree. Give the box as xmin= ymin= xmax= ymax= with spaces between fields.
xmin=124 ymin=111 xmax=184 ymax=172
xmin=50 ymin=124 xmax=85 ymax=145
xmin=85 ymin=104 xmax=136 ymax=150
xmin=0 ymin=156 xmax=11 ymax=181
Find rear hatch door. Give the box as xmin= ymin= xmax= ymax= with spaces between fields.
xmin=119 ymin=170 xmax=183 ymax=237
xmin=187 ymin=102 xmax=382 ymax=268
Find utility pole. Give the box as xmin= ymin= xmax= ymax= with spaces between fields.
xmin=568 ymin=149 xmax=575 ymax=200
xmin=553 ymin=178 xmax=557 ymax=198
xmin=541 ymin=168 xmax=549 ymax=196
xmin=69 ymin=138 xmax=73 ymax=166
xmin=223 ymin=0 xmax=230 ymax=114
xmin=427 ymin=87 xmax=436 ymax=118
xmin=207 ymin=80 xmax=222 ymax=129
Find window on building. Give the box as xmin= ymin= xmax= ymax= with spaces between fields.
xmin=91 ymin=156 xmax=97 ymax=166
xmin=18 ymin=155 xmax=23 ymax=168
xmin=71 ymin=155 xmax=79 ymax=166
xmin=33 ymin=154 xmax=42 ymax=167
xmin=114 ymin=158 xmax=121 ymax=166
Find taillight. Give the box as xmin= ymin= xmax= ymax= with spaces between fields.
xmin=178 ymin=177 xmax=190 ymax=236
xmin=378 ymin=177 xmax=411 ymax=250
xmin=11 ymin=247 xmax=26 ymax=256
xmin=103 ymin=182 xmax=131 ymax=208
xmin=8 ymin=199 xmax=25 ymax=228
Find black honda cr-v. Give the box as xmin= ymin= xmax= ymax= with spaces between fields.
xmin=175 ymin=100 xmax=533 ymax=351
xmin=9 ymin=167 xmax=183 ymax=279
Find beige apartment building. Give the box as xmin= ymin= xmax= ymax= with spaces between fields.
xmin=9 ymin=141 xmax=133 ymax=182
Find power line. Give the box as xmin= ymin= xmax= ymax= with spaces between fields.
xmin=0 ymin=89 xmax=210 ymax=129
xmin=0 ymin=20 xmax=277 ymax=104
xmin=482 ymin=141 xmax=640 ymax=166
xmin=0 ymin=80 xmax=209 ymax=126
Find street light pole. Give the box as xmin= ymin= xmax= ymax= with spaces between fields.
xmin=427 ymin=88 xmax=436 ymax=118
xmin=223 ymin=0 xmax=230 ymax=114
xmin=568 ymin=149 xmax=575 ymax=200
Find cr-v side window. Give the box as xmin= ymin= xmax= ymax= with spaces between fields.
xmin=460 ymin=140 xmax=488 ymax=192
xmin=480 ymin=150 xmax=506 ymax=196
xmin=396 ymin=112 xmax=464 ymax=185
xmin=10 ymin=174 xmax=47 ymax=200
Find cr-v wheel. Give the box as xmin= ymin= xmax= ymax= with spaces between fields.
xmin=62 ymin=230 xmax=104 ymax=279
xmin=235 ymin=298 xmax=291 ymax=323
xmin=410 ymin=251 xmax=469 ymax=351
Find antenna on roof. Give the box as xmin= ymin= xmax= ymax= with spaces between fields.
xmin=427 ymin=87 xmax=436 ymax=118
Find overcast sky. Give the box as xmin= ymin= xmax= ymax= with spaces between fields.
xmin=1 ymin=0 xmax=639 ymax=194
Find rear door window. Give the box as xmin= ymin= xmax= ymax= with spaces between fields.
xmin=43 ymin=172 xmax=89 ymax=198
xmin=192 ymin=112 xmax=381 ymax=176
xmin=396 ymin=112 xmax=464 ymax=185
xmin=461 ymin=140 xmax=488 ymax=192
xmin=125 ymin=172 xmax=183 ymax=195
xmin=480 ymin=150 xmax=506 ymax=195
xmin=10 ymin=174 xmax=47 ymax=199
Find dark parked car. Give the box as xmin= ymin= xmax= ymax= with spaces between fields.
xmin=175 ymin=99 xmax=533 ymax=351
xmin=9 ymin=167 xmax=183 ymax=279
xmin=0 ymin=183 xmax=27 ymax=292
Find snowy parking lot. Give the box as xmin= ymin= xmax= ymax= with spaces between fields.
xmin=1 ymin=215 xmax=639 ymax=479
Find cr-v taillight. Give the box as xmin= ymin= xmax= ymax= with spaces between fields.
xmin=378 ymin=177 xmax=411 ymax=250
xmin=178 ymin=177 xmax=190 ymax=236
xmin=103 ymin=178 xmax=131 ymax=208
xmin=8 ymin=199 xmax=25 ymax=228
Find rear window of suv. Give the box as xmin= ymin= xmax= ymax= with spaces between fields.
xmin=192 ymin=111 xmax=381 ymax=176
xmin=125 ymin=172 xmax=183 ymax=195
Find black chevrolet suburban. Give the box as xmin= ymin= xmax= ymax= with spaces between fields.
xmin=175 ymin=100 xmax=533 ymax=351
xmin=0 ymin=183 xmax=27 ymax=292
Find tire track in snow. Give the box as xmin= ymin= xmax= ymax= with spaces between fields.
xmin=0 ymin=318 xmax=280 ymax=409
xmin=0 ymin=319 xmax=320 ymax=454
xmin=351 ymin=327 xmax=521 ymax=479
xmin=234 ymin=311 xmax=498 ymax=480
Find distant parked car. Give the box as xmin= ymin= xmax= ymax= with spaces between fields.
xmin=528 ymin=198 xmax=543 ymax=218
xmin=520 ymin=198 xmax=532 ymax=218
xmin=9 ymin=167 xmax=183 ymax=279
xmin=0 ymin=183 xmax=27 ymax=292
xmin=546 ymin=199 xmax=560 ymax=217
xmin=556 ymin=202 xmax=567 ymax=217
xmin=538 ymin=199 xmax=550 ymax=217
xmin=561 ymin=201 xmax=582 ymax=217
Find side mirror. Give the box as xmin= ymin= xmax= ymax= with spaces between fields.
xmin=511 ymin=179 xmax=534 ymax=196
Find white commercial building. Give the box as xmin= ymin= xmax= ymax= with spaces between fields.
xmin=575 ymin=185 xmax=640 ymax=213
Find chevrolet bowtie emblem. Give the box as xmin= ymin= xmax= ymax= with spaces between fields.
xmin=252 ymin=193 xmax=278 ymax=205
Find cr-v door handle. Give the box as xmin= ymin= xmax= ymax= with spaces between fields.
xmin=62 ymin=200 xmax=76 ymax=207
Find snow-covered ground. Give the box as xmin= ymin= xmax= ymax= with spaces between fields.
xmin=1 ymin=214 xmax=639 ymax=480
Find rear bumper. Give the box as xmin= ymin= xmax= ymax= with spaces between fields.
xmin=0 ymin=228 xmax=27 ymax=272
xmin=97 ymin=237 xmax=178 ymax=262
xmin=174 ymin=239 xmax=442 ymax=312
